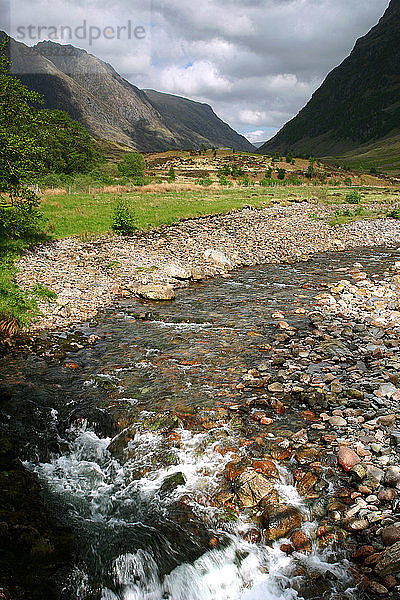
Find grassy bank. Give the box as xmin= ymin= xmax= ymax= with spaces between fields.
xmin=2 ymin=183 xmax=399 ymax=333
xmin=40 ymin=184 xmax=399 ymax=238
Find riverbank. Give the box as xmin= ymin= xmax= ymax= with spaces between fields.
xmin=15 ymin=202 xmax=400 ymax=331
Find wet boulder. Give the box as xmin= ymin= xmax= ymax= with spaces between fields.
xmin=233 ymin=467 xmax=276 ymax=508
xmin=338 ymin=446 xmax=361 ymax=472
xmin=160 ymin=472 xmax=186 ymax=495
xmin=260 ymin=502 xmax=303 ymax=543
xmin=376 ymin=541 xmax=400 ymax=576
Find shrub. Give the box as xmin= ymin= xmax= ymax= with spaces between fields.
xmin=117 ymin=152 xmax=145 ymax=178
xmin=277 ymin=168 xmax=286 ymax=180
xmin=0 ymin=200 xmax=46 ymax=240
xmin=168 ymin=166 xmax=176 ymax=182
xmin=219 ymin=175 xmax=228 ymax=186
xmin=344 ymin=177 xmax=352 ymax=186
xmin=387 ymin=208 xmax=400 ymax=219
xmin=195 ymin=177 xmax=213 ymax=186
xmin=346 ymin=190 xmax=362 ymax=204
xmin=112 ymin=200 xmax=137 ymax=235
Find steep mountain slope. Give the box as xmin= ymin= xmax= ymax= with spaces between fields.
xmin=3 ymin=34 xmax=254 ymax=152
xmin=259 ymin=0 xmax=400 ymax=168
xmin=144 ymin=89 xmax=254 ymax=151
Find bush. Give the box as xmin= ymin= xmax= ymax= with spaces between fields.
xmin=168 ymin=166 xmax=176 ymax=182
xmin=219 ymin=175 xmax=228 ymax=186
xmin=277 ymin=168 xmax=286 ymax=180
xmin=0 ymin=200 xmax=46 ymax=240
xmin=387 ymin=208 xmax=400 ymax=219
xmin=112 ymin=200 xmax=137 ymax=235
xmin=195 ymin=177 xmax=213 ymax=186
xmin=117 ymin=152 xmax=145 ymax=178
xmin=346 ymin=190 xmax=362 ymax=204
xmin=344 ymin=177 xmax=352 ymax=186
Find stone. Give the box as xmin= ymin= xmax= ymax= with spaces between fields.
xmin=377 ymin=414 xmax=397 ymax=427
xmin=382 ymin=525 xmax=400 ymax=547
xmin=290 ymin=530 xmax=312 ymax=553
xmin=160 ymin=472 xmax=186 ymax=495
xmin=376 ymin=541 xmax=400 ymax=576
xmin=378 ymin=488 xmax=398 ymax=503
xmin=261 ymin=503 xmax=303 ymax=543
xmin=390 ymin=431 xmax=400 ymax=447
xmin=384 ymin=466 xmax=400 ymax=488
xmin=203 ymin=249 xmax=232 ymax=268
xmin=338 ymin=447 xmax=361 ymax=472
xmin=252 ymin=460 xmax=280 ymax=480
xmin=136 ymin=284 xmax=175 ymax=301
xmin=329 ymin=416 xmax=346 ymax=427
xmin=268 ymin=382 xmax=284 ymax=393
xmin=317 ymin=340 xmax=351 ymax=358
xmin=235 ymin=468 xmax=275 ymax=508
xmin=165 ymin=265 xmax=191 ymax=280
xmin=365 ymin=465 xmax=385 ymax=489
xmin=351 ymin=463 xmax=367 ymax=482
xmin=368 ymin=582 xmax=388 ymax=596
xmin=378 ymin=384 xmax=398 ymax=399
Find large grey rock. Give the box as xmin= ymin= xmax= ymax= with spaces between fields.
xmin=203 ymin=249 xmax=233 ymax=268
xmin=165 ymin=265 xmax=191 ymax=280
xmin=136 ymin=284 xmax=175 ymax=301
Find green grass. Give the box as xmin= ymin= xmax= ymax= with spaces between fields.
xmin=40 ymin=186 xmax=340 ymax=238
xmin=0 ymin=239 xmax=39 ymax=329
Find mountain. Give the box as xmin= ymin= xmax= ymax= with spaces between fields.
xmin=144 ymin=89 xmax=254 ymax=151
xmin=259 ymin=0 xmax=400 ymax=171
xmin=3 ymin=34 xmax=254 ymax=152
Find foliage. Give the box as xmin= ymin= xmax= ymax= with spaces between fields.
xmin=195 ymin=177 xmax=213 ymax=186
xmin=219 ymin=175 xmax=229 ymax=186
xmin=32 ymin=283 xmax=57 ymax=301
xmin=346 ymin=190 xmax=362 ymax=204
xmin=387 ymin=208 xmax=400 ymax=219
xmin=286 ymin=151 xmax=293 ymax=164
xmin=277 ymin=168 xmax=286 ymax=180
xmin=168 ymin=166 xmax=176 ymax=182
xmin=112 ymin=199 xmax=137 ymax=235
xmin=344 ymin=177 xmax=353 ymax=186
xmin=0 ymin=37 xmax=44 ymax=205
xmin=117 ymin=152 xmax=145 ymax=179
xmin=265 ymin=167 xmax=273 ymax=179
xmin=35 ymin=109 xmax=100 ymax=175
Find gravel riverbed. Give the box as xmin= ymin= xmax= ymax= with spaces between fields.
xmin=15 ymin=202 xmax=400 ymax=331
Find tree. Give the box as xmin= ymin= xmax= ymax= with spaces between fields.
xmin=277 ymin=168 xmax=286 ymax=180
xmin=168 ymin=166 xmax=176 ymax=182
xmin=286 ymin=151 xmax=293 ymax=164
xmin=0 ymin=36 xmax=44 ymax=207
xmin=36 ymin=110 xmax=100 ymax=175
xmin=117 ymin=152 xmax=145 ymax=179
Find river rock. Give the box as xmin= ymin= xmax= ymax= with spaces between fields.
xmin=390 ymin=431 xmax=400 ymax=447
xmin=136 ymin=284 xmax=175 ymax=301
xmin=376 ymin=541 xmax=400 ymax=576
xmin=329 ymin=416 xmax=347 ymax=427
xmin=338 ymin=447 xmax=361 ymax=472
xmin=165 ymin=265 xmax=191 ymax=280
xmin=261 ymin=503 xmax=303 ymax=543
xmin=203 ymin=249 xmax=232 ymax=268
xmin=290 ymin=530 xmax=312 ymax=553
xmin=235 ymin=468 xmax=276 ymax=508
xmin=382 ymin=525 xmax=400 ymax=547
xmin=160 ymin=472 xmax=186 ymax=495
xmin=384 ymin=466 xmax=400 ymax=488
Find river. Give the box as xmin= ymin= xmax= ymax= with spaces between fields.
xmin=1 ymin=245 xmax=399 ymax=599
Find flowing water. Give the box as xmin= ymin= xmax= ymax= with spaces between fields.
xmin=2 ymin=245 xmax=400 ymax=599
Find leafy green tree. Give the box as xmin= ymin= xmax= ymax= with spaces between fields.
xmin=36 ymin=110 xmax=100 ymax=174
xmin=286 ymin=151 xmax=293 ymax=164
xmin=0 ymin=37 xmax=44 ymax=207
xmin=277 ymin=168 xmax=286 ymax=180
xmin=168 ymin=166 xmax=176 ymax=182
xmin=117 ymin=152 xmax=146 ymax=179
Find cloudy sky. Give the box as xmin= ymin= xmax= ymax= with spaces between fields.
xmin=5 ymin=0 xmax=390 ymax=143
